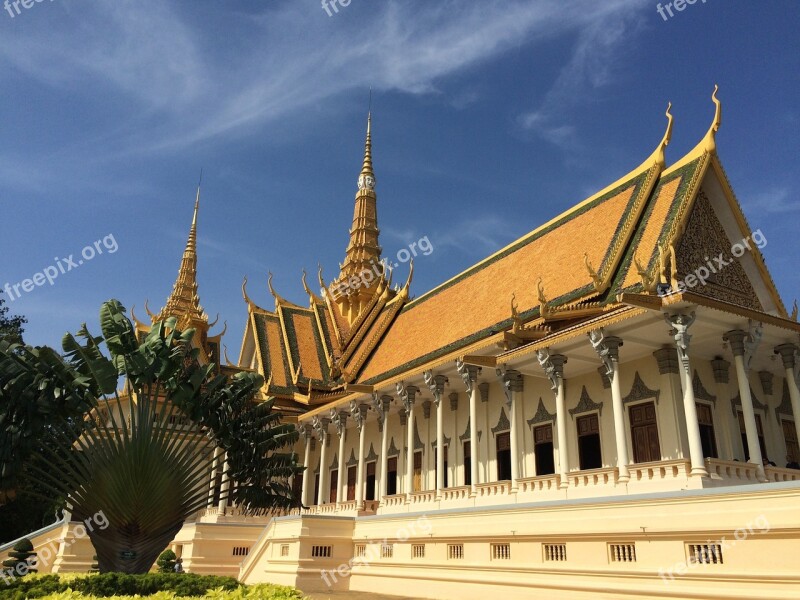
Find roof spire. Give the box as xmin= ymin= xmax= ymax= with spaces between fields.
xmin=357 ymin=111 xmax=375 ymax=191
xmin=156 ymin=178 xmax=208 ymax=328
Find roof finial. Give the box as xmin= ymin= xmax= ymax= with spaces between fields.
xmin=702 ymin=84 xmax=722 ymax=153
xmin=357 ymin=100 xmax=375 ymax=191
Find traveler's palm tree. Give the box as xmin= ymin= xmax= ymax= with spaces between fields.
xmin=0 ymin=300 xmax=301 ymax=573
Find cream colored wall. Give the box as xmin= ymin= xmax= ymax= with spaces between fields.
xmin=241 ymin=482 xmax=800 ymax=600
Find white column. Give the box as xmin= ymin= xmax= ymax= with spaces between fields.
xmin=725 ymin=328 xmax=766 ymax=480
xmin=665 ymin=313 xmax=708 ymax=477
xmin=498 ymin=368 xmax=523 ymax=490
xmin=397 ymin=383 xmax=419 ymax=498
xmin=351 ymin=401 xmax=368 ymax=508
xmin=711 ymin=357 xmax=735 ymax=460
xmin=537 ymin=350 xmax=569 ymax=488
xmin=314 ymin=417 xmax=331 ymax=505
xmin=457 ymin=360 xmax=481 ymax=495
xmin=332 ymin=410 xmax=347 ymax=504
xmin=217 ymin=452 xmax=230 ymax=514
xmin=300 ymin=426 xmax=312 ymax=507
xmin=449 ymin=392 xmax=459 ymax=486
xmin=379 ymin=395 xmax=391 ymax=498
xmin=775 ymin=344 xmax=800 ymax=457
xmin=589 ymin=331 xmax=629 ymax=482
xmin=425 ymin=371 xmax=449 ymax=498
xmin=208 ymin=446 xmax=222 ymax=506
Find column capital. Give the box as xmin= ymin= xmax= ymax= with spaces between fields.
xmin=774 ymin=343 xmax=799 ymax=370
xmin=449 ymin=391 xmax=459 ymax=411
xmin=456 ymin=358 xmax=481 ymax=393
xmin=349 ymin=400 xmax=369 ymax=431
xmin=723 ymin=329 xmax=748 ymax=357
xmin=422 ymin=399 xmax=432 ymax=419
xmin=424 ymin=370 xmax=449 ymax=406
xmin=478 ymin=382 xmax=490 ymax=403
xmin=396 ymin=382 xmax=420 ymax=411
xmin=711 ymin=356 xmax=730 ymax=384
xmin=330 ymin=409 xmax=348 ymax=437
xmin=725 ymin=322 xmax=763 ymax=371
xmin=588 ymin=328 xmax=623 ymax=376
xmin=758 ymin=371 xmax=774 ymax=396
xmin=653 ymin=347 xmax=679 ymax=375
xmin=536 ymin=348 xmax=567 ymax=391
xmin=496 ymin=366 xmax=523 ymax=406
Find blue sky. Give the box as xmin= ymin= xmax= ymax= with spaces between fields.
xmin=1 ymin=0 xmax=798 ymax=354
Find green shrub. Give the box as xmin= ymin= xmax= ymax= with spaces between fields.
xmin=2 ymin=538 xmax=37 ymax=578
xmin=156 ymin=551 xmax=177 ymax=574
xmin=0 ymin=573 xmax=243 ymax=599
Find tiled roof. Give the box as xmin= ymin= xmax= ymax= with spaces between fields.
xmin=359 ymin=164 xmax=660 ymax=384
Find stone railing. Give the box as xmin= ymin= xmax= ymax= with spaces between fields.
xmin=475 ymin=481 xmax=512 ymax=497
xmin=441 ymin=486 xmax=470 ymax=501
xmin=628 ymin=458 xmax=691 ymax=482
xmin=382 ymin=494 xmax=406 ymax=507
xmin=409 ymin=490 xmax=436 ymax=504
xmin=568 ymin=467 xmax=618 ymax=488
xmin=764 ymin=466 xmax=800 ymax=482
xmin=517 ymin=474 xmax=560 ymax=493
xmin=705 ymin=458 xmax=761 ymax=483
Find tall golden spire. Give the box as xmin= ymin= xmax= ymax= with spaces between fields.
xmin=338 ymin=113 xmax=382 ymax=281
xmin=156 ymin=183 xmax=208 ymax=328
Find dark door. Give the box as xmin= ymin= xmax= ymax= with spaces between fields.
xmin=313 ymin=474 xmax=319 ymax=506
xmin=630 ymin=402 xmax=661 ymax=463
xmin=291 ymin=472 xmax=302 ymax=504
xmin=366 ymin=462 xmax=376 ymax=500
xmin=696 ymin=402 xmax=718 ymax=459
xmin=577 ymin=413 xmax=602 ymax=470
xmin=329 ymin=470 xmax=338 ymax=504
xmin=534 ymin=424 xmax=555 ymax=475
xmin=738 ymin=412 xmax=768 ymax=461
xmin=413 ymin=451 xmax=423 ymax=492
xmin=496 ymin=432 xmax=512 ymax=481
xmin=347 ymin=465 xmax=357 ymax=501
xmin=387 ymin=457 xmax=398 ymax=495
xmin=463 ymin=441 xmax=472 ymax=486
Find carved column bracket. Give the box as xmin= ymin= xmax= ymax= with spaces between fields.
xmin=456 ymin=358 xmax=481 ymax=393
xmin=536 ymin=348 xmax=567 ymax=390
xmin=396 ymin=382 xmax=420 ymax=412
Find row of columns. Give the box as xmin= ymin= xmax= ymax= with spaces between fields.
xmin=295 ymin=314 xmax=800 ymax=504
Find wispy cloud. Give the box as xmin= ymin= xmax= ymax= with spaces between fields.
xmin=518 ymin=7 xmax=645 ymax=151
xmin=0 ymin=0 xmax=644 ymax=158
xmin=745 ymin=186 xmax=800 ymax=213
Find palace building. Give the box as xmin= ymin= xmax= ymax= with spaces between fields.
xmin=9 ymin=89 xmax=800 ymax=599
